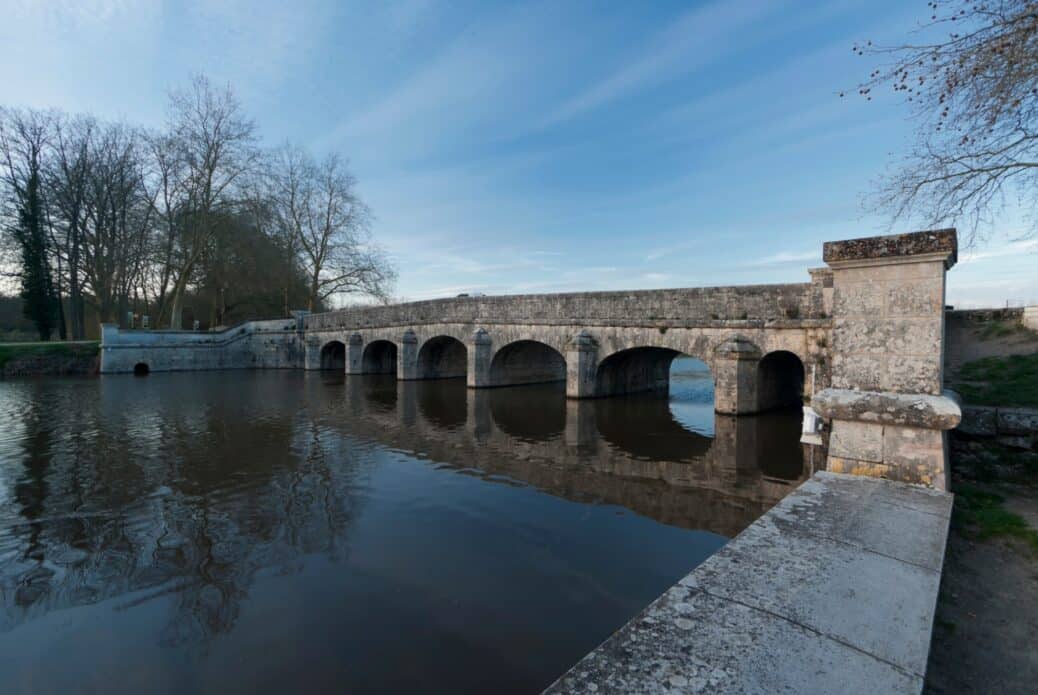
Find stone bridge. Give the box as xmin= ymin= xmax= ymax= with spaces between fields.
xmin=101 ymin=229 xmax=962 ymax=490
xmin=302 ymin=277 xmax=832 ymax=415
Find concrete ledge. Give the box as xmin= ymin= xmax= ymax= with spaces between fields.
xmin=813 ymin=388 xmax=962 ymax=430
xmin=544 ymin=472 xmax=952 ymax=694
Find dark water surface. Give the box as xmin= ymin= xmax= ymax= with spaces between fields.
xmin=0 ymin=360 xmax=808 ymax=694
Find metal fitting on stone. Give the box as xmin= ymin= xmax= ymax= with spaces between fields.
xmin=472 ymin=328 xmax=491 ymax=345
xmin=401 ymin=329 xmax=417 ymax=344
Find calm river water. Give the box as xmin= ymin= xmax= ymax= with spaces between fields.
xmin=0 ymin=359 xmax=808 ymax=694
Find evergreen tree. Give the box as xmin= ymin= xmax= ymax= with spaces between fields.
xmin=12 ymin=169 xmax=56 ymax=340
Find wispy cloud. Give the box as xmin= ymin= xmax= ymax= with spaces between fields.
xmin=960 ymin=239 xmax=1038 ymax=264
xmin=540 ymin=0 xmax=786 ymax=128
xmin=743 ymin=250 xmax=821 ymax=268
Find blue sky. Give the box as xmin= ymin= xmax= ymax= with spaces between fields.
xmin=2 ymin=0 xmax=1035 ymax=307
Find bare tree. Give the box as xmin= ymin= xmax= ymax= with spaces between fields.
xmin=77 ymin=122 xmax=154 ymax=323
xmin=270 ymin=145 xmax=394 ymax=311
xmin=163 ymin=75 xmax=258 ymax=328
xmin=46 ymin=114 xmax=96 ymax=338
xmin=854 ymin=1 xmax=1038 ymax=246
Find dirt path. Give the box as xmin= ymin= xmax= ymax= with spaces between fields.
xmin=925 ymin=469 xmax=1038 ymax=694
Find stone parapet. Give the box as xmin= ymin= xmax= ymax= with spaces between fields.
xmin=545 ymin=472 xmax=953 ymax=694
xmin=305 ymin=283 xmax=824 ymax=331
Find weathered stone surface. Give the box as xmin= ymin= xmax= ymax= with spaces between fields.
xmin=814 ymin=388 xmax=962 ymax=430
xmin=545 ymin=472 xmax=952 ymax=694
xmin=830 ymin=420 xmax=884 ymax=462
xmin=882 ymin=426 xmax=947 ymax=489
xmin=823 ymin=229 xmax=957 ymax=267
xmin=832 ymin=317 xmax=941 ymax=356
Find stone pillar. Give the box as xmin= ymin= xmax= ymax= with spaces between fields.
xmin=566 ymin=330 xmax=599 ymax=399
xmin=398 ymin=329 xmax=418 ymax=380
xmin=814 ymin=229 xmax=961 ymax=490
xmin=346 ymin=333 xmax=364 ymax=374
xmin=467 ymin=328 xmax=492 ymax=388
xmin=712 ymin=335 xmax=761 ymax=415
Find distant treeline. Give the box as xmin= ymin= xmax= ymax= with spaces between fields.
xmin=0 ymin=75 xmax=395 ymax=341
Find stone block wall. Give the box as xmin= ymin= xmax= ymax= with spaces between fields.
xmin=100 ymin=319 xmax=303 ymax=373
xmin=304 ymin=282 xmax=822 ymax=332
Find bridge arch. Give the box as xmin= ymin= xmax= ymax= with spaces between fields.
xmin=319 ymin=340 xmax=346 ymax=371
xmin=594 ymin=346 xmax=683 ymax=397
xmin=756 ymin=350 xmax=805 ymax=412
xmin=489 ymin=340 xmax=566 ymax=387
xmin=362 ymin=340 xmax=398 ymax=375
xmin=416 ymin=336 xmax=467 ymax=379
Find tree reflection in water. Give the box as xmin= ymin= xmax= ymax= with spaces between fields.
xmin=0 ymin=369 xmax=810 ymax=693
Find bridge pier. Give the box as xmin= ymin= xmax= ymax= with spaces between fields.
xmin=346 ymin=333 xmax=364 ymax=374
xmin=712 ymin=336 xmax=761 ymax=415
xmin=566 ymin=330 xmax=598 ymax=399
xmin=398 ymin=329 xmax=418 ymax=380
xmin=467 ymin=328 xmax=492 ymax=388
xmin=814 ymin=230 xmax=961 ymax=490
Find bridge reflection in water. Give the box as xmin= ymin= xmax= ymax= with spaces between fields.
xmin=0 ymin=365 xmax=809 ymax=693
xmin=340 ymin=370 xmax=810 ymax=537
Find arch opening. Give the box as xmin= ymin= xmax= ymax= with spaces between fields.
xmin=488 ymin=340 xmax=566 ymax=387
xmin=133 ymin=362 xmax=150 ymax=376
xmin=362 ymin=340 xmax=398 ymax=375
xmin=756 ymin=350 xmax=805 ymax=412
xmin=416 ymin=336 xmax=467 ymax=380
xmin=319 ymin=340 xmax=346 ymax=371
xmin=594 ymin=347 xmax=681 ymax=398
xmin=594 ymin=348 xmax=716 ymax=433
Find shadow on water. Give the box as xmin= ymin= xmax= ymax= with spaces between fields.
xmin=0 ymin=367 xmax=810 ymax=694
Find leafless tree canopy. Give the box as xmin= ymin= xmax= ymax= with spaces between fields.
xmin=0 ymin=75 xmax=396 ymax=337
xmin=269 ymin=145 xmax=394 ymax=311
xmin=854 ymin=1 xmax=1038 ymax=245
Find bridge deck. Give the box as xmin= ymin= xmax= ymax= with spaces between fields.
xmin=544 ymin=471 xmax=952 ymax=694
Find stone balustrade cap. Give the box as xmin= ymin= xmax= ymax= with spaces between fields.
xmin=813 ymin=387 xmax=962 ymax=430
xmin=823 ymin=229 xmax=957 ymax=268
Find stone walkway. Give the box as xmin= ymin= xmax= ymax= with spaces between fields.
xmin=545 ymin=472 xmax=952 ymax=694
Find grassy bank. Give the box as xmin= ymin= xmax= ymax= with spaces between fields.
xmin=950 ymin=352 xmax=1038 ymax=408
xmin=0 ymin=341 xmax=100 ymax=370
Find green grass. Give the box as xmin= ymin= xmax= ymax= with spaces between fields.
xmin=0 ymin=341 xmax=99 ymax=369
xmin=978 ymin=320 xmax=1028 ymax=340
xmin=952 ymin=353 xmax=1038 ymax=408
xmin=953 ymin=484 xmax=1038 ymax=553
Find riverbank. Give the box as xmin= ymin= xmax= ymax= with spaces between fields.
xmin=924 ymin=437 xmax=1038 ymax=693
xmin=0 ymin=341 xmax=99 ymax=377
